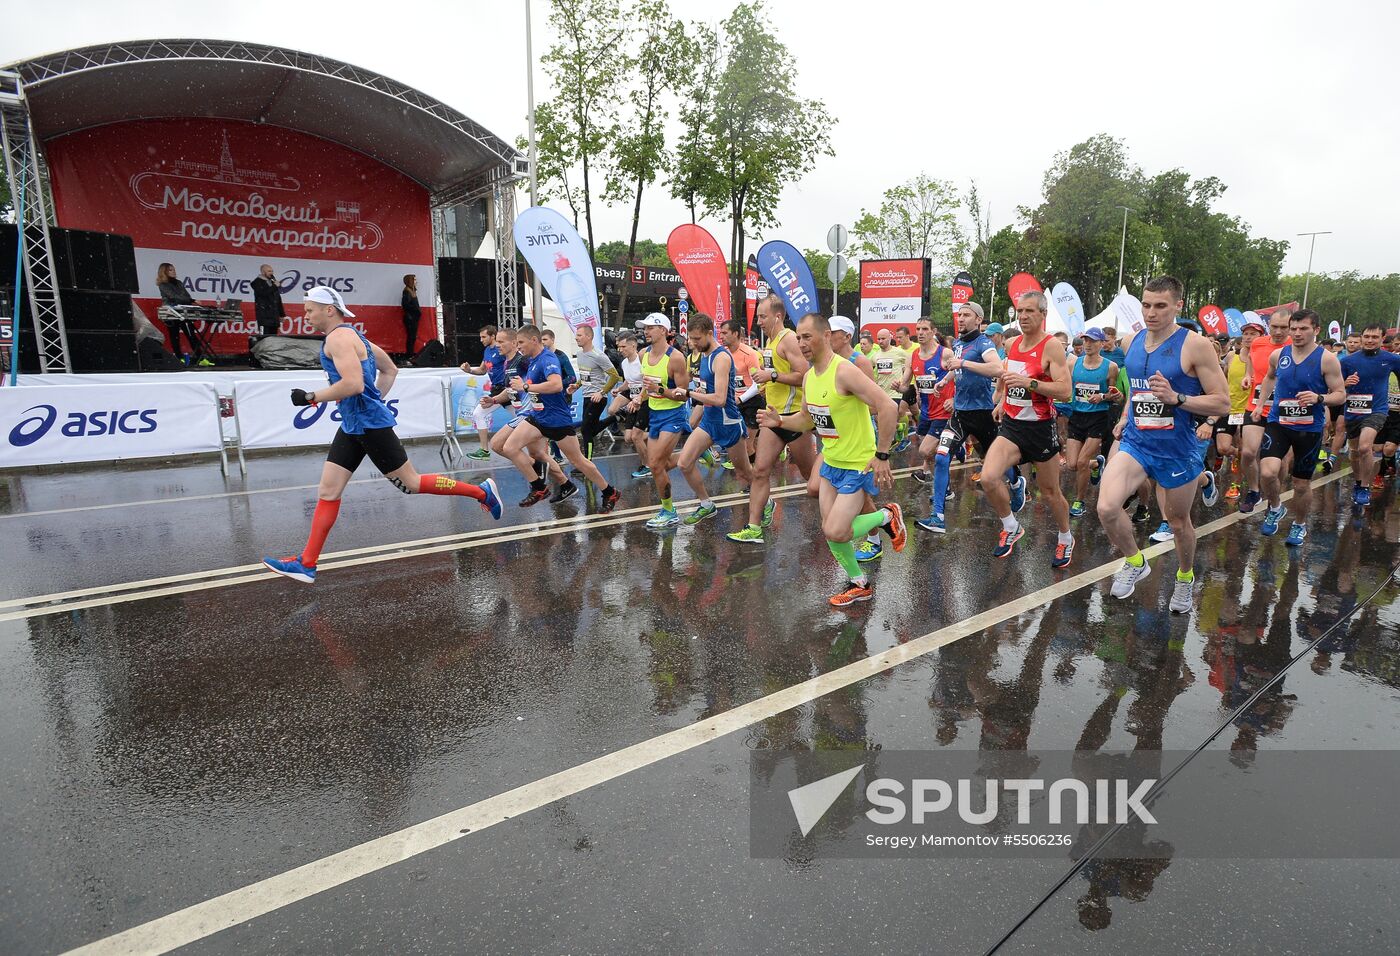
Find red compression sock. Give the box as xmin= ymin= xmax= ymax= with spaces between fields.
xmin=301 ymin=498 xmax=342 ymax=567
xmin=418 ymin=474 xmax=486 ymax=501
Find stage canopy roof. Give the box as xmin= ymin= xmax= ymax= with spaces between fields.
xmin=6 ymin=38 xmax=523 ymax=206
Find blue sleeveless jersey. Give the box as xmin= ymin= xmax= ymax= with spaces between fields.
xmin=1070 ymin=355 xmax=1112 ymax=413
xmin=951 ymin=333 xmax=998 ymax=411
xmin=697 ymin=345 xmax=743 ymax=428
xmin=1267 ymin=345 xmax=1326 ymax=432
xmin=320 ymin=326 xmax=397 ymax=435
xmin=1122 ymin=327 xmax=1202 ymax=462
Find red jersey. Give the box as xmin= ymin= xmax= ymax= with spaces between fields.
xmin=1245 ymin=334 xmax=1286 ymax=414
xmin=1002 ymin=334 xmax=1056 ymax=422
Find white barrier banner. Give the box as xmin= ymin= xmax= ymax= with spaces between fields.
xmin=234 ymin=376 xmax=445 ymax=450
xmin=0 ymin=382 xmax=222 ymax=467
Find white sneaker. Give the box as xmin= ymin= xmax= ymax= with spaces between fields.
xmin=1110 ymin=558 xmax=1152 ymax=599
xmin=1202 ymin=470 xmax=1220 ymax=507
xmin=1149 ymin=521 xmax=1174 ymax=543
xmin=1169 ymin=577 xmax=1193 ymax=614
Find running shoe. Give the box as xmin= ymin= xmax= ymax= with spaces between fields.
xmin=1090 ymin=455 xmax=1105 ymax=486
xmin=631 ymin=465 xmax=653 ymax=479
xmin=1225 ymin=482 xmax=1241 ymax=501
xmin=721 ymin=459 xmax=735 ymax=471
xmin=894 ymin=437 xmax=913 ymax=454
xmin=467 ymin=448 xmax=492 ymax=461
xmin=911 ymin=469 xmax=932 ymax=484
xmin=856 ymin=540 xmax=883 ymax=562
xmin=1052 ymin=538 xmax=1075 ymax=569
xmin=1354 ymin=486 xmax=1372 ymax=508
xmin=946 ymin=487 xmax=955 ymax=501
xmin=480 ymin=478 xmax=502 ymax=520
xmin=1110 ymin=558 xmax=1152 ymax=599
xmin=993 ymin=524 xmax=1024 ymax=559
xmin=727 ymin=524 xmax=764 ymax=544
xmin=1322 ymin=453 xmax=1337 ymax=476
xmin=1149 ymin=521 xmax=1174 ymax=543
xmin=829 ymin=582 xmax=874 ymax=607
xmin=1260 ymin=505 xmax=1287 ymax=536
xmin=971 ymin=470 xmax=982 ymax=483
xmin=197 ymin=357 xmax=215 ymax=367
xmin=1374 ymin=473 xmax=1387 ymax=492
xmin=762 ymin=499 xmax=777 ymax=528
xmin=1009 ymin=475 xmax=1028 ymax=515
xmin=570 ymin=467 xmax=586 ymax=479
xmin=549 ymin=481 xmax=578 ymax=504
xmin=519 ymin=487 xmax=550 ymax=507
xmin=683 ymin=502 xmax=717 ymax=526
xmin=1239 ymin=489 xmax=1261 ymax=514
xmin=646 ymin=508 xmax=680 ymax=529
xmin=262 ymin=554 xmax=316 ymax=584
xmin=600 ymin=487 xmax=621 ymax=513
xmin=700 ymin=448 xmax=719 ymax=468
xmin=1132 ymin=504 xmax=1151 ymax=524
xmin=885 ymin=502 xmax=907 ymax=553
xmin=1069 ymin=499 xmax=1086 ymax=518
xmin=916 ymin=513 xmax=946 ymax=534
xmin=1168 ymin=578 xmax=1193 ymax=614
xmin=1285 ymin=523 xmax=1308 ymax=547
xmin=1202 ymin=470 xmax=1220 ymax=507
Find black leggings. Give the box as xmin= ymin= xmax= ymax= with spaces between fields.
xmin=403 ymin=318 xmax=420 ymax=356
xmin=580 ymin=397 xmax=608 ymax=455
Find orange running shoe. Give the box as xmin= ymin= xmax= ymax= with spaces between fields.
xmin=830 ymin=582 xmax=874 ymax=607
xmin=1374 ymin=473 xmax=1387 ymax=492
xmin=971 ymin=470 xmax=982 ymax=483
xmin=885 ymin=502 xmax=907 ymax=553
xmin=1224 ymin=482 xmax=1241 ymax=501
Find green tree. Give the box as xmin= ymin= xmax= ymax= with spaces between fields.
xmin=669 ymin=19 xmax=720 ymax=226
xmin=1278 ymin=271 xmax=1400 ymax=330
xmin=594 ymin=238 xmax=673 ymax=268
xmin=851 ymin=173 xmax=965 ymax=270
xmin=0 ymin=164 xmax=11 ymax=220
xmin=802 ymin=248 xmax=859 ymax=302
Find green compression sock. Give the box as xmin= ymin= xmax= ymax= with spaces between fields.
xmin=850 ymin=508 xmax=890 ymax=540
xmin=828 ymin=539 xmax=863 ymax=581
xmin=1126 ymin=551 xmax=1146 ymax=568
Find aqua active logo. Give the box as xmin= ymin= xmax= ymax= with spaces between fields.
xmin=8 ymin=404 xmax=158 ymax=447
xmin=293 ymin=399 xmax=399 ymax=429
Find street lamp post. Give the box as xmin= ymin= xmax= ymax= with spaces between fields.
xmin=1115 ymin=205 xmax=1134 ymax=291
xmin=525 ymin=0 xmax=543 ymax=323
xmin=1296 ymin=230 xmax=1332 ymax=309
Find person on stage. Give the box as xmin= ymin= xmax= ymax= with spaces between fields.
xmin=252 ymin=264 xmax=286 ymax=338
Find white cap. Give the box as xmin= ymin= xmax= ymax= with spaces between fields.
xmin=640 ymin=312 xmax=670 ymax=328
xmin=830 ymin=315 xmax=855 ymax=337
xmin=305 ymin=285 xmax=355 ymax=318
xmin=1242 ymin=311 xmax=1266 ymax=331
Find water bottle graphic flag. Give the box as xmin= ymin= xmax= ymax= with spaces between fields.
xmin=755 ymin=241 xmax=820 ymax=324
xmin=514 ymin=205 xmax=601 ymax=331
xmin=1051 ymin=281 xmax=1086 ymax=337
xmin=667 ymin=224 xmax=731 ymax=326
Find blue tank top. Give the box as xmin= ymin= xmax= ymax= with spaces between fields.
xmin=1268 ymin=345 xmax=1326 ymax=431
xmin=952 ymin=333 xmax=997 ymax=411
xmin=1123 ymin=327 xmax=1202 ymax=460
xmin=696 ymin=345 xmax=743 ymax=426
xmin=320 ymin=326 xmax=397 ymax=435
xmin=1070 ymin=355 xmax=1112 ymax=413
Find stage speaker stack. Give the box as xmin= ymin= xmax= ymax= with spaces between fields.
xmin=437 ymin=257 xmax=524 ymax=366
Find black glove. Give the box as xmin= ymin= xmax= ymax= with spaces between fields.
xmin=291 ymin=388 xmax=314 ymax=406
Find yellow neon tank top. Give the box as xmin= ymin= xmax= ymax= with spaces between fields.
xmin=762 ymin=328 xmax=801 ymax=413
xmin=804 ymin=355 xmax=875 ymax=471
xmin=642 ymin=345 xmax=683 ymax=411
xmin=1227 ymin=354 xmax=1249 ymax=415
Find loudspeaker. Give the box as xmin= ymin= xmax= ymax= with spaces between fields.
xmin=462 ymin=259 xmax=495 ymax=304
xmin=64 ymin=230 xmax=115 ymax=292
xmin=436 ymin=257 xmax=467 ymax=303
xmin=410 ymin=339 xmax=447 ymax=367
xmin=17 ymin=326 xmax=138 ymax=372
xmin=445 ymin=301 xmax=498 ymax=366
xmin=107 ymin=234 xmax=140 ymax=293
xmin=0 ymin=225 xmax=140 ymax=293
xmin=138 ymin=336 xmax=184 ymax=371
xmin=58 ymin=290 xmax=133 ymax=332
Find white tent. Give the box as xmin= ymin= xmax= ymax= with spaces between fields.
xmin=522 ymin=287 xmax=580 ymax=360
xmin=1085 ymin=286 xmax=1145 ymax=336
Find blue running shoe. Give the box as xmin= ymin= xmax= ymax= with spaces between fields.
xmin=1009 ymin=475 xmax=1027 ymax=515
xmin=856 ymin=540 xmax=883 ymax=562
xmin=646 ymin=508 xmax=680 ymax=530
xmin=1285 ymin=523 xmax=1307 ymax=547
xmin=916 ymin=513 xmax=947 ymax=534
xmin=894 ymin=437 xmax=913 ymax=453
xmin=480 ymin=477 xmax=503 ymax=520
xmin=631 ymin=465 xmax=653 ymax=479
xmin=1260 ymin=505 xmax=1286 ymax=536
xmin=993 ymin=524 xmax=1024 ymax=558
xmin=1239 ymin=489 xmax=1261 ymax=514
xmin=1069 ymin=499 xmax=1086 ymax=518
xmin=263 ymin=554 xmax=316 ymax=584
xmin=1090 ymin=454 xmax=1105 ymax=486
xmin=1201 ymin=469 xmax=1219 ymax=507
xmin=1354 ymin=486 xmax=1371 ymax=508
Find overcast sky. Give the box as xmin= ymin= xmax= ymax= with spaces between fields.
xmin=4 ymin=0 xmax=1396 ymax=278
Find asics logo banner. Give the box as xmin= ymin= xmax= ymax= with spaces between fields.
xmin=8 ymin=404 xmax=158 ymax=447
xmin=293 ymin=399 xmax=399 ymax=429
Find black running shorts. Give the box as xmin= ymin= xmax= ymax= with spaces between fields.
xmin=327 ymin=426 xmax=409 ymax=475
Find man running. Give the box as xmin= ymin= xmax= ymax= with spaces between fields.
xmin=677 ymin=314 xmax=754 ymax=525
xmin=1239 ymin=309 xmax=1292 ymax=512
xmin=572 ymin=324 xmax=620 ymax=469
xmin=1214 ymin=329 xmax=1253 ymax=500
xmin=825 ymin=315 xmax=883 ymax=562
xmin=758 ymin=313 xmax=906 ymax=607
xmin=722 ymin=318 xmax=765 ymax=465
xmin=1253 ymin=308 xmax=1346 ymax=544
xmin=728 ymin=295 xmax=817 ymax=543
xmin=1097 ymin=276 xmax=1230 ymax=612
xmin=263 ymin=286 xmax=502 ymax=584
xmin=1065 ymin=326 xmax=1119 ymax=518
xmin=459 ymin=324 xmax=504 ymax=459
xmin=981 ymin=291 xmax=1075 ymax=566
xmin=501 ymin=325 xmax=622 ymax=511
xmin=638 ymin=313 xmax=692 ymax=528
xmin=872 ymin=328 xmax=912 ymax=441
xmin=1339 ymin=324 xmax=1400 ymax=508
xmin=909 ymin=317 xmax=952 ymax=484
xmin=916 ymin=302 xmax=1006 ymax=534
xmin=610 ymin=331 xmax=652 ymax=478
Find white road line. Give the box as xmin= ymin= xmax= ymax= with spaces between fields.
xmin=58 ymin=468 xmax=1349 ymax=956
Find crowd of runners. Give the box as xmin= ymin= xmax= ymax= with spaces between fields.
xmin=262 ymin=279 xmax=1400 ymax=615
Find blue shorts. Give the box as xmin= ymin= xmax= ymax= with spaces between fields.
xmin=820 ymin=461 xmax=879 ymax=497
xmin=648 ymin=404 xmax=691 ymax=440
xmin=917 ymin=415 xmax=948 ymax=438
xmin=698 ymin=413 xmax=746 ymax=450
xmin=1117 ymin=437 xmax=1203 ymax=490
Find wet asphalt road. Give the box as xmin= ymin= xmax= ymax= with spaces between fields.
xmin=2 ymin=436 xmax=1399 ymax=955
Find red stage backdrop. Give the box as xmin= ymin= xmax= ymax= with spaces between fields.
xmin=46 ymin=118 xmax=436 ymax=355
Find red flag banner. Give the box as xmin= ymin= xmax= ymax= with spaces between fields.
xmin=667 ymin=224 xmax=730 ymax=326
xmin=951 ymin=271 xmax=974 ymax=316
xmin=1198 ymin=304 xmax=1227 ymax=336
xmin=1007 ymin=273 xmax=1042 ymax=314
xmin=745 ymin=254 xmax=762 ymax=332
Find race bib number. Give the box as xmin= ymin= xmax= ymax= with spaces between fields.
xmin=875 ymin=358 xmax=895 ymax=375
xmin=1391 ymin=390 xmax=1400 ymax=412
xmin=1005 ymin=360 xmax=1031 ymax=407
xmin=626 ymin=378 xmax=644 ymax=394
xmin=690 ymin=377 xmax=705 ymax=394
xmin=1228 ymin=412 xmax=1245 ymax=426
xmin=915 ymin=374 xmax=939 ymax=394
xmin=807 ymin=403 xmax=839 ymax=440
xmin=1131 ymin=390 xmax=1173 ymax=430
xmin=1346 ymin=393 xmax=1372 ymax=415
xmin=1074 ymin=382 xmax=1100 ymax=403
xmin=1277 ymin=399 xmax=1312 ymax=427
xmin=761 ymin=349 xmax=775 ymax=371
xmin=643 ymin=374 xmax=663 ymax=396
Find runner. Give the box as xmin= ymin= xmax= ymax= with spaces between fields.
xmin=262 ymin=286 xmax=502 ymax=584
xmin=1326 ymin=330 xmax=1366 ymax=471
xmin=871 ymin=328 xmax=912 ymax=451
xmin=915 ymin=302 xmax=1007 ymax=535
xmin=489 ymin=334 xmax=570 ymax=495
xmin=637 ymin=313 xmax=692 ymax=528
xmin=825 ymin=315 xmax=883 ymax=562
xmin=1239 ymin=308 xmax=1292 ymax=513
xmin=1065 ymin=327 xmax=1119 ymax=518
xmin=1097 ymin=276 xmax=1230 ymax=612
xmin=1338 ymin=323 xmax=1400 ymax=509
xmin=1214 ymin=331 xmax=1253 ymax=500
xmin=757 ymin=313 xmax=906 ymax=607
xmin=981 ymin=291 xmax=1075 ymax=566
xmin=722 ymin=318 xmax=765 ymax=465
xmin=458 ymin=324 xmax=503 ymax=459
xmin=909 ymin=317 xmax=953 ymax=484
xmin=1253 ymin=308 xmax=1346 ymax=544
xmin=608 ymin=331 xmax=652 ymax=478
xmin=571 ymin=324 xmax=620 ymax=470
xmin=501 ymin=324 xmax=622 ymax=512
xmin=727 ymin=295 xmax=817 ymax=543
xmin=677 ymin=314 xmax=754 ymax=525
